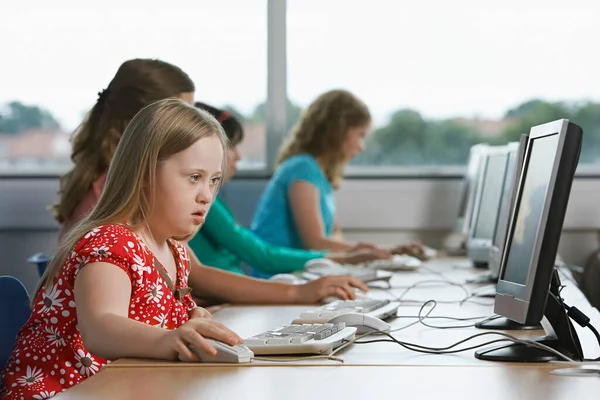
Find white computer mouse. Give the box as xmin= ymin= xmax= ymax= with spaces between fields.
xmin=178 ymin=339 xmax=254 ymax=363
xmin=269 ymin=274 xmax=305 ymax=284
xmin=327 ymin=313 xmax=391 ymax=335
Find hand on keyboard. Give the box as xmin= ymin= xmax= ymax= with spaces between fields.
xmin=348 ymin=242 xmax=392 ymax=259
xmin=328 ymin=247 xmax=391 ymax=265
xmin=390 ymin=241 xmax=430 ymax=260
xmin=160 ymin=316 xmax=244 ymax=361
xmin=292 ymin=275 xmax=369 ymax=304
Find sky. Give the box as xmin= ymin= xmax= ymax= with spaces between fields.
xmin=2 ymin=0 xmax=600 ymax=131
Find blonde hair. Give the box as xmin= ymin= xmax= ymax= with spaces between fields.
xmin=53 ymin=59 xmax=195 ymax=224
xmin=278 ymin=90 xmax=371 ymax=188
xmin=38 ymin=99 xmax=227 ymax=295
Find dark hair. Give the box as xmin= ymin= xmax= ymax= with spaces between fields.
xmin=195 ymin=102 xmax=244 ymax=146
xmin=53 ymin=58 xmax=195 ymax=223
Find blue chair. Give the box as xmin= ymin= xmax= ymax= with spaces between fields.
xmin=0 ymin=276 xmax=32 ymax=372
xmin=27 ymin=253 xmax=50 ymax=277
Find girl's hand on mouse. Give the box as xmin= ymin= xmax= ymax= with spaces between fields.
xmin=291 ymin=275 xmax=368 ymax=304
xmin=159 ymin=318 xmax=244 ymax=361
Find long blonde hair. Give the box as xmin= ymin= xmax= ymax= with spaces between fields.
xmin=38 ymin=99 xmax=227 ymax=295
xmin=278 ymin=90 xmax=371 ymax=188
xmin=53 ymin=59 xmax=195 ymax=224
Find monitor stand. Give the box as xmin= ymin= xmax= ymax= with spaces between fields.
xmin=475 ymin=316 xmax=541 ymax=331
xmin=474 ymin=268 xmax=584 ymax=362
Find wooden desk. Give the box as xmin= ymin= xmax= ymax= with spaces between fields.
xmin=56 ymin=365 xmax=600 ymax=400
xmin=55 ymin=258 xmax=600 ymax=398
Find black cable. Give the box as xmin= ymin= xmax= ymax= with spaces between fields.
xmin=394 ymin=279 xmax=470 ymax=301
xmin=349 ymin=330 xmax=572 ymax=360
xmin=550 ymin=291 xmax=600 ymax=362
xmin=394 ymin=315 xmax=486 ymax=321
xmin=401 ymin=300 xmax=497 ymax=329
xmin=351 ymin=337 xmax=511 ymax=354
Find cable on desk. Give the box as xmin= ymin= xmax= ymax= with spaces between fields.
xmin=385 ymin=279 xmax=471 ymax=302
xmin=350 ymin=330 xmax=575 ymax=362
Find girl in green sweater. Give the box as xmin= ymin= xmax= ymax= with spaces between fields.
xmin=188 ymin=102 xmax=387 ymax=276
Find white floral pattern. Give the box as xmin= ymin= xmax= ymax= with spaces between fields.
xmin=144 ymin=281 xmax=164 ymax=303
xmin=84 ymin=227 xmax=101 ymax=238
xmin=33 ymin=390 xmax=56 ymax=399
xmin=37 ymin=283 xmax=65 ymax=314
xmin=16 ymin=366 xmax=43 ymax=387
xmin=44 ymin=326 xmax=66 ymax=347
xmin=90 ymin=246 xmax=112 ymax=260
xmin=74 ymin=349 xmax=100 ymax=377
xmin=152 ymin=313 xmax=169 ymax=328
xmin=131 ymin=253 xmax=152 ymax=285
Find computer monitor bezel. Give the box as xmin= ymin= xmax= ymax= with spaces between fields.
xmin=487 ymin=136 xmax=527 ymax=278
xmin=466 ymin=145 xmax=511 ymax=264
xmin=454 ymin=144 xmax=489 ymax=236
xmin=494 ymin=119 xmax=582 ymax=326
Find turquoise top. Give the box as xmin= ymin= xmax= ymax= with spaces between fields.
xmin=251 ymin=153 xmax=335 ymax=251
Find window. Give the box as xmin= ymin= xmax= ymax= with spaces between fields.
xmin=5 ymin=1 xmax=599 ymax=176
xmin=0 ymin=0 xmax=267 ymax=174
xmin=287 ymin=1 xmax=600 ymax=171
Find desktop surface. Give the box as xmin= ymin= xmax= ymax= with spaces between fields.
xmin=53 ymin=257 xmax=600 ymax=399
xmin=56 ymin=362 xmax=600 ymax=400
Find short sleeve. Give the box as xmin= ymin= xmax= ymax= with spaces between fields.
xmin=282 ymin=155 xmax=324 ymax=189
xmin=70 ymin=225 xmax=143 ymax=284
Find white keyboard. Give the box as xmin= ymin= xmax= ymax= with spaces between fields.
xmin=364 ymin=254 xmax=422 ymax=271
xmin=292 ymin=298 xmax=400 ymax=325
xmin=303 ymin=264 xmax=393 ymax=283
xmin=244 ymin=323 xmax=357 ymax=355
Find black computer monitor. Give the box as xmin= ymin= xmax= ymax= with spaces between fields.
xmin=454 ymin=144 xmax=489 ymax=238
xmin=475 ymin=119 xmax=584 ymax=362
xmin=467 ymin=146 xmax=510 ymax=267
xmin=474 ymin=136 xmax=542 ymax=330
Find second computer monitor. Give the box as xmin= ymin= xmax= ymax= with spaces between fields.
xmin=466 ymin=146 xmax=511 ymax=266
xmin=454 ymin=144 xmax=489 ymax=237
xmin=488 ymin=135 xmax=528 ymax=279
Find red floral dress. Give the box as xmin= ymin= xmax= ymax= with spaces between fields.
xmin=1 ymin=224 xmax=196 ymax=399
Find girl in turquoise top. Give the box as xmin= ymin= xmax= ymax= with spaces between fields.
xmin=251 ymin=90 xmax=423 ymax=277
xmin=187 ymin=102 xmax=386 ymax=276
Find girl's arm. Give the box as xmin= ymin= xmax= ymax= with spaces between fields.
xmin=186 ymin=246 xmax=368 ymax=304
xmin=74 ymin=262 xmax=176 ymax=360
xmin=288 ymin=181 xmax=354 ymax=251
xmin=200 ymin=199 xmax=325 ymax=274
xmin=186 ymin=247 xmax=296 ymax=304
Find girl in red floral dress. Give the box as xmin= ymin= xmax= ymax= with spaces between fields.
xmin=1 ymin=99 xmax=243 ymax=399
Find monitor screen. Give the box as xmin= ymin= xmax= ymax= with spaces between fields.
xmin=473 ymin=153 xmax=508 ymax=240
xmin=500 ymin=134 xmax=559 ymax=286
xmin=455 ymin=144 xmax=488 ymax=235
xmin=491 ymin=150 xmax=518 ymax=249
